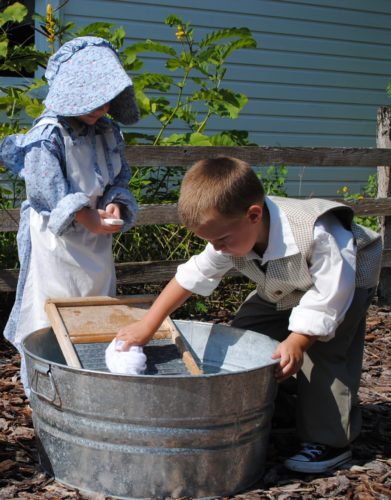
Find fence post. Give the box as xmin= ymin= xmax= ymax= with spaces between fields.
xmin=376 ymin=107 xmax=391 ymax=305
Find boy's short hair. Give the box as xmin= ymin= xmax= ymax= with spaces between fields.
xmin=178 ymin=156 xmax=265 ymax=227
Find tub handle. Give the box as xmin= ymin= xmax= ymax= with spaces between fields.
xmin=31 ymin=365 xmax=60 ymax=405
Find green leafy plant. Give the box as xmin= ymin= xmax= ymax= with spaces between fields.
xmin=336 ymin=174 xmax=379 ymax=231
xmin=122 ymin=15 xmax=256 ymax=146
xmin=120 ymin=15 xmax=258 ymax=210
xmin=0 ymin=2 xmax=47 ymax=75
xmin=0 ymin=166 xmax=24 ymax=268
xmin=257 ymin=165 xmax=288 ymax=197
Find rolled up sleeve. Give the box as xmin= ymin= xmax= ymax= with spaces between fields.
xmin=288 ymin=213 xmax=356 ymax=341
xmin=175 ymin=243 xmax=233 ymax=296
xmin=100 ymin=185 xmax=138 ymax=230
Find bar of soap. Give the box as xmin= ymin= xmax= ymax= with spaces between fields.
xmin=105 ymin=218 xmax=124 ymax=226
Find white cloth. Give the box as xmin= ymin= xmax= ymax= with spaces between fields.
xmin=105 ymin=339 xmax=147 ymax=375
xmin=175 ymin=197 xmax=356 ymax=340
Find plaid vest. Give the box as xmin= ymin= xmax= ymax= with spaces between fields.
xmin=231 ymin=196 xmax=383 ymax=310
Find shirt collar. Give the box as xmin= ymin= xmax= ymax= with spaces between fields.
xmin=246 ymin=196 xmax=299 ymax=263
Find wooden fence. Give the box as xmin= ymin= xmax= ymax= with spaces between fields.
xmin=1 ymin=144 xmax=391 ymax=303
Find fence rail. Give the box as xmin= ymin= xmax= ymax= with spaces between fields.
xmin=123 ymin=146 xmax=391 ymax=167
xmin=1 ymin=146 xmax=390 ymax=298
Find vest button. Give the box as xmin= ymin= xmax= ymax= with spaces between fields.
xmin=274 ymin=290 xmax=283 ymax=296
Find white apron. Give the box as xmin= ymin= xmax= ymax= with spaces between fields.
xmin=14 ymin=119 xmax=121 ymax=346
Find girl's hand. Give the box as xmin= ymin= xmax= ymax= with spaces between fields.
xmin=272 ymin=332 xmax=316 ymax=382
xmin=101 ymin=202 xmax=124 ymax=230
xmin=75 ymin=207 xmax=121 ymax=234
xmin=105 ymin=202 xmax=122 ymax=219
xmin=116 ymin=321 xmax=155 ymax=350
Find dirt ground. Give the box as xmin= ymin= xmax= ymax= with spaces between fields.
xmin=0 ymin=301 xmax=390 ymax=499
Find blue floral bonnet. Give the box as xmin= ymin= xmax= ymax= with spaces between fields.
xmin=44 ymin=36 xmax=139 ymax=125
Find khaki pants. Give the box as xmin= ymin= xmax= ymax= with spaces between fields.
xmin=231 ymin=287 xmax=375 ymax=447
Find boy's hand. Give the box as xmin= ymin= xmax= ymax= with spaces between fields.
xmin=272 ymin=332 xmax=317 ymax=382
xmin=116 ymin=278 xmax=192 ymax=351
xmin=116 ymin=321 xmax=155 ymax=350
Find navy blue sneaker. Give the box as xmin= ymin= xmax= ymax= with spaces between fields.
xmin=284 ymin=442 xmax=352 ymax=473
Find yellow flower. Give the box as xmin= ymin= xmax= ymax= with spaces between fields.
xmin=46 ymin=3 xmax=53 ymax=17
xmin=342 ymin=186 xmax=348 ymax=193
xmin=176 ymin=25 xmax=186 ymax=40
xmin=46 ymin=3 xmax=56 ymax=45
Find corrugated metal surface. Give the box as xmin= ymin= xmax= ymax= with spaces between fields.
xmin=11 ymin=1 xmax=391 ymax=195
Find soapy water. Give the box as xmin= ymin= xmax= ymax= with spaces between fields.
xmin=74 ymin=340 xmax=232 ymax=375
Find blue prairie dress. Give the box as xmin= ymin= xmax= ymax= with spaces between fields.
xmin=1 ymin=112 xmax=138 ymax=390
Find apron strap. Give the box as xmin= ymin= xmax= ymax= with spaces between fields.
xmin=30 ymin=118 xmax=69 ymax=137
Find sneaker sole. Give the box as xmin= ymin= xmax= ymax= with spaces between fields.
xmin=284 ymin=449 xmax=352 ymax=473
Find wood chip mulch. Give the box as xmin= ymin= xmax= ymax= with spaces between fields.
xmin=0 ymin=304 xmax=390 ymax=499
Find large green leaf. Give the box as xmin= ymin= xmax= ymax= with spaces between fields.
xmin=26 ymin=78 xmax=47 ymax=91
xmin=133 ymin=89 xmax=151 ymax=117
xmin=196 ymin=45 xmax=224 ymax=66
xmin=76 ymin=22 xmax=114 ymax=35
xmin=188 ymin=132 xmax=212 ymax=145
xmin=133 ymin=73 xmax=173 ymax=92
xmin=159 ymin=133 xmax=189 ymax=145
xmin=191 ymin=88 xmax=248 ymax=119
xmin=25 ymin=99 xmax=44 ymax=118
xmin=197 ymin=39 xmax=256 ymax=68
xmin=124 ymin=58 xmax=144 ymax=72
xmin=209 ymin=132 xmax=237 ymax=146
xmin=220 ymin=38 xmax=257 ymax=60
xmin=123 ymin=132 xmax=156 ymax=145
xmin=174 ymin=106 xmax=197 ymax=126
xmin=165 ymin=58 xmax=182 ymax=70
xmin=210 ymin=130 xmax=252 ymax=146
xmin=0 ymin=39 xmax=8 ymax=59
xmin=2 ymin=46 xmax=47 ymax=74
xmin=123 ymin=40 xmax=176 ymax=65
xmin=0 ymin=2 xmax=28 ymax=27
xmin=165 ymin=15 xmax=184 ymax=27
xmin=199 ymin=27 xmax=254 ymax=48
xmin=215 ymin=91 xmax=248 ymax=118
xmin=75 ymin=23 xmax=125 ymax=50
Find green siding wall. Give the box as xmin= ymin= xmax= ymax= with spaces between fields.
xmin=15 ymin=1 xmax=391 ymax=195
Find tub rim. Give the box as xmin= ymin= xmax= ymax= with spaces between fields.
xmin=22 ymin=319 xmax=280 ymax=381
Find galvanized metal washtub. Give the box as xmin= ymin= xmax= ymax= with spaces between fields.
xmin=23 ymin=320 xmax=279 ymax=499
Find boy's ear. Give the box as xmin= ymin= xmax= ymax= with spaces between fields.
xmin=247 ymin=204 xmax=263 ymax=223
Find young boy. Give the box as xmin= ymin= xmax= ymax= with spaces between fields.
xmin=117 ymin=156 xmax=382 ymax=474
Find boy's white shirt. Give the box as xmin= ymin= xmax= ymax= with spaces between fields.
xmin=175 ymin=197 xmax=356 ymax=340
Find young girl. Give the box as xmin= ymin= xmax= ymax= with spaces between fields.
xmin=0 ymin=36 xmax=140 ymax=394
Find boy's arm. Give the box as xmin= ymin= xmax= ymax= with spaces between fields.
xmin=116 ymin=243 xmax=232 ymax=348
xmin=272 ymin=213 xmax=356 ymax=382
xmin=288 ymin=213 xmax=356 ymax=341
xmin=116 ymin=278 xmax=192 ymax=348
